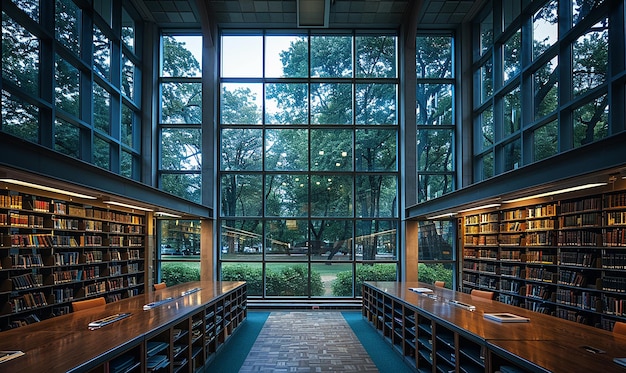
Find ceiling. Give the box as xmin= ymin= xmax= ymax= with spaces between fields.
xmin=132 ymin=0 xmax=481 ymax=30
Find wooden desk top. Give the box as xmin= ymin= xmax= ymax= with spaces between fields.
xmin=0 ymin=281 xmax=245 ymax=373
xmin=365 ymin=282 xmax=626 ymax=373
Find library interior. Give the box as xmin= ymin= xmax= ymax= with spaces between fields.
xmin=2 ymin=0 xmax=626 ymax=372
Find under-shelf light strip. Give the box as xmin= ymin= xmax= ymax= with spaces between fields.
xmin=105 ymin=200 xmax=153 ymax=211
xmin=502 ymin=183 xmax=607 ymax=203
xmin=0 ymin=178 xmax=97 ymax=200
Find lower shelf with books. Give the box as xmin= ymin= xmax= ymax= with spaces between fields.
xmin=363 ymin=281 xmax=626 ymax=373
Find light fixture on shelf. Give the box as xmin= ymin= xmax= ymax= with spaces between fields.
xmin=502 ymin=183 xmax=607 ymax=203
xmin=427 ymin=212 xmax=457 ymax=220
xmin=104 ymin=200 xmax=153 ymax=211
xmin=457 ymin=203 xmax=502 ymax=213
xmin=297 ymin=0 xmax=330 ymax=28
xmin=0 ymin=178 xmax=97 ymax=199
xmin=155 ymin=211 xmax=182 ymax=218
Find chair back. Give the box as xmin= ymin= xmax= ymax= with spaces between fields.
xmin=153 ymin=282 xmax=167 ymax=290
xmin=470 ymin=289 xmax=495 ymax=300
xmin=72 ymin=297 xmax=106 ymax=312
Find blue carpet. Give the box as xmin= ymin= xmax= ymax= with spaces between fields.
xmin=204 ymin=311 xmax=270 ymax=372
xmin=342 ymin=311 xmax=415 ymax=373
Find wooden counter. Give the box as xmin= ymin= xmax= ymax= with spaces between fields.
xmin=0 ymin=281 xmax=246 ymax=373
xmin=363 ymin=281 xmax=626 ymax=373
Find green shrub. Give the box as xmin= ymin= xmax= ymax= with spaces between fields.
xmin=221 ymin=264 xmax=263 ymax=295
xmin=161 ymin=263 xmax=200 ymax=286
xmin=418 ymin=263 xmax=453 ymax=288
xmin=221 ymin=264 xmax=324 ymax=296
xmin=332 ymin=264 xmax=397 ymax=297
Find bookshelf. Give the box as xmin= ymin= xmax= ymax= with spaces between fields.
xmin=0 ymin=188 xmax=146 ymax=331
xmin=460 ymin=191 xmax=626 ymax=331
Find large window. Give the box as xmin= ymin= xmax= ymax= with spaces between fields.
xmin=1 ymin=0 xmax=142 ymax=180
xmin=472 ymin=0 xmax=619 ymax=182
xmin=219 ymin=31 xmax=399 ymax=298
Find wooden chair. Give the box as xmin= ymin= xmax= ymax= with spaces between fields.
xmin=72 ymin=297 xmax=106 ymax=312
xmin=434 ymin=281 xmax=445 ymax=288
xmin=613 ymin=321 xmax=626 ymax=335
xmin=153 ymin=282 xmax=167 ymax=290
xmin=470 ymin=289 xmax=495 ymax=300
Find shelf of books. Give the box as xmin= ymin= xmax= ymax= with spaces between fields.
xmin=0 ymin=188 xmax=146 ymax=331
xmin=460 ymin=191 xmax=626 ymax=331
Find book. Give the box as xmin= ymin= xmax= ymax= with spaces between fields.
xmin=0 ymin=350 xmax=25 ymax=364
xmin=483 ymin=313 xmax=530 ymax=323
xmin=409 ymin=287 xmax=433 ymax=294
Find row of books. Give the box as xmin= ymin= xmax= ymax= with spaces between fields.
xmin=53 ymin=287 xmax=74 ymax=303
xmin=7 ymin=213 xmax=44 ymax=228
xmin=9 ymin=291 xmax=48 ymax=313
xmin=560 ymin=197 xmax=602 ymax=214
xmin=0 ymin=194 xmax=22 ymax=209
xmin=559 ymin=212 xmax=602 ymax=228
xmin=7 ymin=314 xmax=40 ymax=329
xmin=84 ymin=281 xmax=107 ymax=296
xmin=605 ymin=192 xmax=626 ymax=208
xmin=12 ymin=273 xmax=43 ymax=290
xmin=53 ymin=217 xmax=80 ymax=230
xmin=10 ymin=253 xmax=44 ymax=268
xmin=54 ymin=251 xmax=80 ymax=266
xmin=601 ymin=250 xmax=626 ymax=269
xmin=559 ymin=251 xmax=597 ymax=267
xmin=603 ymin=276 xmax=626 ymax=293
xmin=555 ymin=289 xmax=600 ymax=311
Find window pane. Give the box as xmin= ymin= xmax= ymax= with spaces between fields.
xmin=480 ymin=11 xmax=493 ymax=55
xmin=221 ymin=35 xmax=262 ymax=78
xmin=265 ymin=35 xmax=308 ymax=78
xmin=503 ymin=1 xmax=522 ymax=30
xmin=121 ymin=150 xmax=133 ymax=178
xmin=479 ymin=107 xmax=494 ymax=150
xmin=160 ymin=173 xmax=201 ymax=203
xmin=479 ymin=59 xmax=493 ymax=103
xmin=355 ymin=83 xmax=397 ymax=125
xmin=162 ymin=35 xmax=202 ymax=78
xmin=2 ymin=14 xmax=39 ymax=96
xmin=416 ymin=35 xmax=452 ymax=79
xmin=310 ymin=83 xmax=352 ymax=124
xmin=120 ymin=104 xmax=139 ymax=150
xmin=122 ymin=55 xmax=135 ymax=100
xmin=573 ymin=95 xmax=608 ymax=148
xmin=533 ymin=56 xmax=559 ymax=120
xmin=356 ymin=175 xmax=397 ymax=218
xmin=56 ymin=0 xmax=81 ymax=55
xmin=417 ymin=129 xmax=453 ymax=171
xmin=310 ymin=129 xmax=353 ymax=171
xmin=479 ymin=152 xmax=494 ymax=180
xmin=55 ymin=55 xmax=80 ymax=117
xmin=220 ymin=83 xmax=262 ymax=125
xmin=266 ymin=263 xmax=313 ymax=296
xmin=572 ymin=19 xmax=608 ymax=97
xmin=573 ymin=0 xmax=605 ymax=27
xmin=309 ymin=220 xmax=353 ymax=262
xmin=266 ymin=220 xmax=307 ymax=259
xmin=221 ymin=128 xmax=263 ymax=171
xmin=503 ymin=138 xmax=521 ymax=171
xmin=161 ymin=128 xmax=201 ymax=170
xmin=265 ymin=175 xmax=308 ymax=217
xmin=416 ymin=84 xmax=453 ymax=125
xmin=220 ymin=174 xmax=263 ymax=217
xmin=93 ymin=24 xmax=111 ymax=80
xmin=356 ymin=220 xmax=397 ymax=260
xmin=12 ymin=0 xmax=38 ymax=21
xmin=354 ymin=263 xmax=397 ymax=296
xmin=265 ymin=83 xmax=308 ymax=124
xmin=356 ymin=129 xmax=397 ymax=171
xmin=265 ymin=129 xmax=308 ymax=171
xmin=221 ymin=220 xmax=263 ymax=260
xmin=312 ymin=262 xmax=351 ymax=297
xmin=221 ymin=262 xmax=263 ymax=296
xmin=94 ymin=0 xmax=112 ymax=26
xmin=93 ymin=136 xmax=110 ymax=170
xmin=161 ymin=82 xmax=202 ymax=124
xmin=93 ymin=83 xmax=111 ymax=134
xmin=533 ymin=0 xmax=558 ymax=59
xmin=503 ymin=86 xmax=521 ymax=136
xmin=534 ymin=119 xmax=558 ymax=161
xmin=54 ymin=117 xmax=79 ymax=158
xmin=418 ymin=220 xmax=454 ymax=260
xmin=418 ymin=263 xmax=454 ymax=288
xmin=310 ymin=175 xmax=353 ymax=217
xmin=503 ymin=29 xmax=521 ymax=83
xmin=356 ymin=35 xmax=397 ymax=78
xmin=418 ymin=174 xmax=454 ymax=202
xmin=121 ymin=7 xmax=135 ymax=52
xmin=310 ymin=35 xmax=352 ymax=78
xmin=1 ymin=90 xmax=38 ymax=142
xmin=159 ymin=219 xmax=200 ymax=257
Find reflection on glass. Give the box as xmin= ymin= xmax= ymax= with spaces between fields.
xmin=55 ymin=56 xmax=80 ymax=116
xmin=533 ymin=56 xmax=558 ymax=120
xmin=311 ymin=35 xmax=352 ymax=78
xmin=222 ymin=35 xmax=262 ymax=78
xmin=480 ymin=59 xmax=493 ymax=102
xmin=1 ymin=91 xmax=38 ymax=142
xmin=160 ymin=173 xmax=201 ymax=203
xmin=122 ymin=55 xmax=135 ymax=100
xmin=221 ymin=83 xmax=262 ymax=124
xmin=480 ymin=11 xmax=493 ymax=55
xmin=265 ymin=129 xmax=308 ymax=171
xmin=221 ymin=129 xmax=263 ymax=171
xmin=121 ymin=151 xmax=133 ymax=179
xmin=162 ymin=35 xmax=202 ymax=78
xmin=533 ymin=0 xmax=558 ymax=59
xmin=93 ymin=136 xmax=110 ymax=171
xmin=572 ymin=21 xmax=608 ymax=97
xmin=161 ymin=128 xmax=201 ymax=170
xmin=355 ymin=129 xmax=397 ymax=171
xmin=54 ymin=118 xmax=79 ymax=158
xmin=503 ymin=30 xmax=521 ymax=83
xmin=220 ymin=220 xmax=263 ymax=260
xmin=220 ymin=174 xmax=263 ymax=217
xmin=310 ymin=83 xmax=352 ymax=124
xmin=93 ymin=83 xmax=111 ymax=134
xmin=356 ymin=35 xmax=397 ymax=78
xmin=355 ymin=220 xmax=397 ymax=260
xmin=93 ymin=24 xmax=111 ymax=80
xmin=266 ymin=219 xmax=307 ymax=259
xmin=416 ymin=36 xmax=452 ymax=79
xmin=417 ymin=128 xmax=453 ymax=171
xmin=356 ymin=175 xmax=397 ymax=218
xmin=121 ymin=7 xmax=135 ymax=52
xmin=504 ymin=86 xmax=521 ymax=136
xmin=418 ymin=174 xmax=454 ymax=203
xmin=503 ymin=138 xmax=521 ymax=171
xmin=159 ymin=219 xmax=201 ymax=257
xmin=480 ymin=151 xmax=494 ymax=181
xmin=503 ymin=0 xmax=522 ymax=30
xmin=310 ymin=174 xmax=352 ymax=217
xmin=2 ymin=16 xmax=39 ymax=96
xmin=56 ymin=0 xmax=81 ymax=56
xmin=265 ymin=83 xmax=308 ymax=124
xmin=265 ymin=35 xmax=308 ymax=78
xmin=161 ymin=82 xmax=202 ymax=124
xmin=416 ymin=84 xmax=453 ymax=125
xmin=534 ymin=119 xmax=558 ymax=162
xmin=480 ymin=107 xmax=494 ymax=150
xmin=13 ymin=0 xmax=39 ymax=21
xmin=572 ymin=0 xmax=605 ymax=27
xmin=573 ymin=95 xmax=608 ymax=148
xmin=356 ymin=83 xmax=397 ymax=125
xmin=121 ymin=104 xmax=136 ymax=148
xmin=265 ymin=175 xmax=309 ymax=217
xmin=310 ymin=129 xmax=353 ymax=171
xmin=418 ymin=220 xmax=454 ymax=260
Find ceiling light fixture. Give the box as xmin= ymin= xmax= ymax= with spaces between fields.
xmin=502 ymin=183 xmax=607 ymax=203
xmin=104 ymin=200 xmax=153 ymax=211
xmin=0 ymin=178 xmax=97 ymax=199
xmin=155 ymin=212 xmax=182 ymax=218
xmin=428 ymin=212 xmax=457 ymax=220
xmin=297 ymin=0 xmax=330 ymax=28
xmin=457 ymin=204 xmax=502 ymax=213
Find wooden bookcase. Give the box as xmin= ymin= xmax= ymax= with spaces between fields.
xmin=0 ymin=188 xmax=146 ymax=331
xmin=461 ymin=191 xmax=626 ymax=331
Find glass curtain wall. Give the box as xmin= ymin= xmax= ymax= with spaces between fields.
xmin=218 ymin=31 xmax=400 ymax=299
xmin=1 ymin=0 xmax=142 ymax=179
xmin=473 ymin=0 xmax=621 ymax=182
